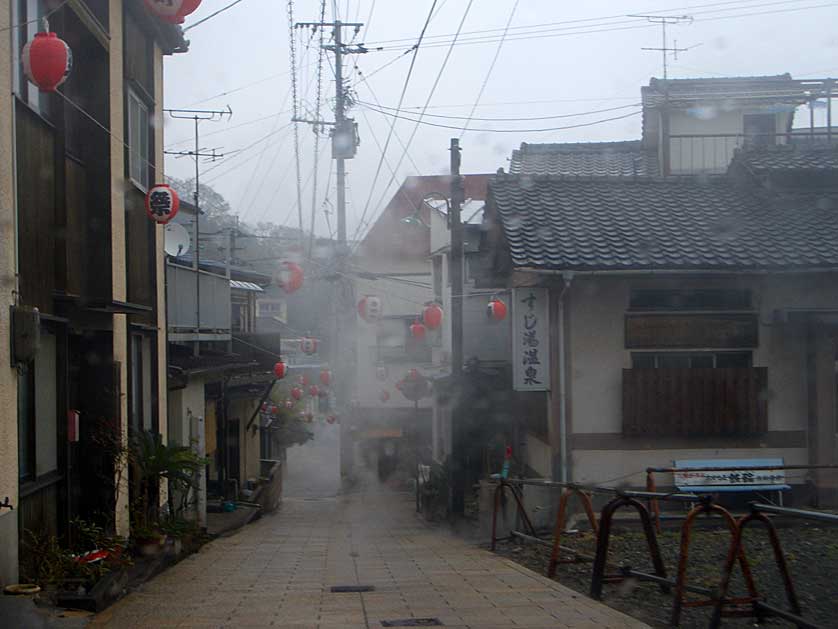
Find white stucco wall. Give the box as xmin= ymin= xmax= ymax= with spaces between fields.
xmin=0 ymin=2 xmax=19 ymax=586
xmin=565 ymin=273 xmax=838 ymax=485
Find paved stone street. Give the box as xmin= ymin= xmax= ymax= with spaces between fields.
xmin=91 ymin=493 xmax=644 ymax=627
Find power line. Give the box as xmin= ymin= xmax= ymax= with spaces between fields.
xmin=359 ymin=103 xmax=643 ymax=133
xmin=351 ymin=0 xmax=441 ymax=245
xmin=459 ymin=0 xmax=520 ymax=139
xmin=308 ymin=0 xmax=329 ymax=257
xmin=288 ymin=0 xmax=306 ymax=237
xmin=165 ymin=109 xmax=292 ymax=148
xmin=183 ymin=0 xmax=246 ymax=32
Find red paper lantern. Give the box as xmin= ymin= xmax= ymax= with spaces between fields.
xmin=410 ymin=320 xmax=426 ymax=340
xmin=273 ymin=361 xmax=287 ymax=379
xmin=270 ymin=405 xmax=278 ymax=415
xmin=290 ymin=387 xmax=303 ymax=401
xmin=297 ymin=374 xmax=309 ymax=386
xmin=326 ymin=414 xmax=337 ymax=424
xmin=487 ymin=296 xmax=508 ymax=322
xmin=22 ymin=32 xmax=72 ymax=92
xmin=422 ymin=303 xmax=444 ymax=330
xmin=319 ymin=369 xmax=331 ymax=386
xmin=308 ymin=385 xmax=319 ymax=397
xmin=144 ymin=0 xmax=202 ymax=24
xmin=357 ymin=295 xmax=383 ymax=323
xmin=300 ymin=336 xmax=318 ymax=355
xmin=261 ymin=402 xmax=269 ymax=412
xmin=379 ymin=390 xmax=390 ymax=403
xmin=145 ymin=184 xmax=179 ymax=224
xmin=277 ymin=261 xmax=304 ymax=293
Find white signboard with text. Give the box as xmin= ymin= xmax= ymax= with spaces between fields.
xmin=512 ymin=287 xmax=550 ymax=391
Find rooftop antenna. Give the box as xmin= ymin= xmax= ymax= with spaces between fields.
xmin=632 ymin=14 xmax=694 ymax=81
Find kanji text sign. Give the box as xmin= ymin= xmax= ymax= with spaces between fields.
xmin=512 ymin=287 xmax=550 ymax=391
xmin=674 ymin=469 xmax=787 ymax=487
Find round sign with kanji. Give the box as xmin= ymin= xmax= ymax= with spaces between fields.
xmin=145 ymin=184 xmax=179 ymax=224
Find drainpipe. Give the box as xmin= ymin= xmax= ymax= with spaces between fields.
xmin=557 ymin=272 xmax=573 ymax=484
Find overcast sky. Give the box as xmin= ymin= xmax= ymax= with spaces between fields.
xmin=162 ymin=0 xmax=838 ymax=241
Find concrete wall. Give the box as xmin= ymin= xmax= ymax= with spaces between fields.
xmin=564 ymin=273 xmax=838 ymax=486
xmin=0 ymin=1 xmax=19 ymax=586
xmin=167 ymin=380 xmax=206 ymax=447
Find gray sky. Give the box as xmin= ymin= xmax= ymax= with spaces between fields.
xmin=162 ymin=0 xmax=838 ymax=241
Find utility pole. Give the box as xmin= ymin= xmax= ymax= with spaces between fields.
xmin=164 ymin=106 xmax=232 ymax=356
xmin=293 ymin=19 xmax=366 ymax=248
xmin=449 ymin=138 xmax=466 ymax=515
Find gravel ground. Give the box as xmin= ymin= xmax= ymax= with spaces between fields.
xmin=492 ymin=522 xmax=838 ymax=628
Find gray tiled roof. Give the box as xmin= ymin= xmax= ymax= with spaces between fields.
xmin=509 ymin=141 xmax=659 ymax=177
xmin=489 ymin=175 xmax=838 ymax=271
xmin=733 ymin=144 xmax=838 ymax=173
xmin=642 ymin=74 xmax=809 ymax=107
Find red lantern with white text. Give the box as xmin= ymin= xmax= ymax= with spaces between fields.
xmin=145 ymin=184 xmax=179 ymax=224
xmin=379 ymin=390 xmax=390 ymax=403
xmin=422 ymin=302 xmax=443 ymax=330
xmin=300 ymin=336 xmax=318 ymax=355
xmin=273 ymin=361 xmax=287 ymax=379
xmin=144 ymin=0 xmax=202 ymax=24
xmin=319 ymin=369 xmax=331 ymax=386
xmin=357 ymin=295 xmax=383 ymax=323
xmin=308 ymin=385 xmax=319 ymax=397
xmin=277 ymin=261 xmax=304 ymax=293
xmin=291 ymin=387 xmax=303 ymax=401
xmin=410 ymin=319 xmax=426 ymax=340
xmin=22 ymin=32 xmax=72 ymax=92
xmin=487 ymin=296 xmax=508 ymax=322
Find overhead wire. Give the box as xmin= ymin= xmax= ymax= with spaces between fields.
xmin=288 ymin=0 xmax=305 ymax=236
xmin=458 ymin=0 xmax=519 ymax=139
xmin=350 ymin=0 xmax=441 ymax=247
xmin=183 ymin=0 xmax=246 ymax=32
xmin=308 ymin=0 xmax=329 ymax=257
xmin=355 ymin=0 xmax=476 ymax=247
xmin=0 ymin=0 xmax=67 ymax=33
xmin=359 ymin=100 xmax=643 ymax=122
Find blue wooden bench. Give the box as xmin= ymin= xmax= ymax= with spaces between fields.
xmin=674 ymin=458 xmax=791 ymax=504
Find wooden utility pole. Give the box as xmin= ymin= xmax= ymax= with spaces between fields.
xmin=449 ymin=138 xmax=466 ymax=514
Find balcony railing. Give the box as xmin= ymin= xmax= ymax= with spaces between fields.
xmin=623 ymin=367 xmax=767 ymax=437
xmin=667 ymin=131 xmax=835 ymax=175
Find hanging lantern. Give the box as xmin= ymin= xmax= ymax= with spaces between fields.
xmin=379 ymin=390 xmax=390 ymax=403
xmin=326 ymin=415 xmax=337 ymax=425
xmin=422 ymin=302 xmax=444 ymax=330
xmin=308 ymin=385 xmax=319 ymax=397
xmin=273 ymin=361 xmax=287 ymax=379
xmin=284 ymin=400 xmax=293 ymax=409
xmin=487 ymin=296 xmax=508 ymax=322
xmin=300 ymin=336 xmax=318 ymax=355
xmin=277 ymin=261 xmax=304 ymax=294
xmin=270 ymin=405 xmax=279 ymax=415
xmin=144 ymin=184 xmax=179 ymax=224
xmin=22 ymin=32 xmax=72 ymax=93
xmin=319 ymin=369 xmax=331 ymax=386
xmin=410 ymin=319 xmax=426 ymax=340
xmin=375 ymin=365 xmax=388 ymax=381
xmin=357 ymin=295 xmax=383 ymax=323
xmin=290 ymin=387 xmax=303 ymax=401
xmin=296 ymin=374 xmax=309 ymax=386
xmin=144 ymin=0 xmax=202 ymax=24
xmin=261 ymin=402 xmax=269 ymax=413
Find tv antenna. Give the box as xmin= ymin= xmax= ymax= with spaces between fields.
xmin=632 ymin=14 xmax=698 ymax=81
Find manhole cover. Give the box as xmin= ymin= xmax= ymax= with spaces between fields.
xmin=380 ymin=619 xmax=443 ymax=627
xmin=329 ymin=585 xmax=375 ymax=593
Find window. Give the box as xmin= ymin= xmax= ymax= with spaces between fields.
xmin=128 ymin=89 xmax=150 ymax=190
xmin=630 ymin=289 xmax=751 ymax=311
xmin=256 ymin=298 xmax=286 ymax=321
xmin=743 ymin=113 xmax=776 ymax=147
xmin=632 ymin=351 xmax=752 ymax=369
xmin=18 ymin=329 xmax=59 ymax=481
xmin=129 ymin=334 xmax=153 ymax=433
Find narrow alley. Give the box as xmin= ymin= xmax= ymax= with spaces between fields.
xmin=88 ymin=434 xmax=645 ymax=629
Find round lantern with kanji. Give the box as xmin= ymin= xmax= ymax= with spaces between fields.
xmin=422 ymin=303 xmax=443 ymax=330
xmin=319 ymin=369 xmax=331 ymax=386
xmin=276 ymin=261 xmax=304 ymax=294
xmin=273 ymin=361 xmax=288 ymax=380
xmin=308 ymin=385 xmax=319 ymax=398
xmin=145 ymin=184 xmax=179 ymax=224
xmin=300 ymin=336 xmax=318 ymax=355
xmin=357 ymin=295 xmax=383 ymax=323
xmin=22 ymin=32 xmax=72 ymax=92
xmin=290 ymin=387 xmax=303 ymax=401
xmin=487 ymin=296 xmax=508 ymax=322
xmin=409 ymin=319 xmax=426 ymax=340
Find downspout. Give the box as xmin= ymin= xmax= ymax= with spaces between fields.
xmin=10 ymin=4 xmax=19 ymax=302
xmin=557 ymin=272 xmax=573 ymax=484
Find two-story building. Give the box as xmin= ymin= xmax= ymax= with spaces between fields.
xmin=0 ymin=1 xmax=188 ymax=585
xmin=479 ymin=74 xmax=838 ymax=505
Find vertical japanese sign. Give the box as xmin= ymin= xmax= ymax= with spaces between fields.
xmin=512 ymin=287 xmax=550 ymax=391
